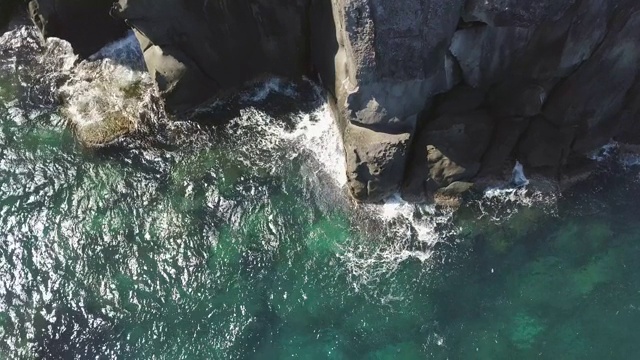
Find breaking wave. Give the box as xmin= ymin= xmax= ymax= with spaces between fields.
xmin=0 ymin=24 xmax=568 ymax=289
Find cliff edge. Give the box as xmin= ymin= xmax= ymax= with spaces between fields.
xmin=19 ymin=0 xmax=640 ymax=203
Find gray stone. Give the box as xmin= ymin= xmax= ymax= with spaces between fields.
xmin=403 ymin=110 xmax=494 ymax=201
xmin=334 ymin=0 xmax=465 ymax=201
xmin=333 ymin=0 xmax=464 ymax=128
xmin=344 ymin=123 xmax=412 ymax=202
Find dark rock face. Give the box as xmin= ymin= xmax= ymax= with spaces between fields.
xmin=114 ymin=0 xmax=313 ymax=113
xmin=399 ymin=0 xmax=640 ymax=203
xmin=403 ymin=110 xmax=494 ymax=201
xmin=1 ymin=0 xmax=21 ymax=30
xmin=7 ymin=0 xmax=640 ymax=203
xmin=27 ymin=0 xmax=128 ymax=58
xmin=345 ymin=124 xmax=412 ymax=202
xmin=463 ymin=0 xmax=577 ymax=27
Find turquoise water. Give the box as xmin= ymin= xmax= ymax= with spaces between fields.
xmin=2 ymin=27 xmax=640 ymax=360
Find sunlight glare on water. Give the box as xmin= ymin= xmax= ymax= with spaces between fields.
xmin=1 ymin=24 xmax=640 ymax=360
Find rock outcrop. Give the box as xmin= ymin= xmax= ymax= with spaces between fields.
xmin=27 ymin=0 xmax=128 ymax=58
xmin=113 ymin=0 xmax=314 ymax=113
xmin=10 ymin=0 xmax=640 ymax=203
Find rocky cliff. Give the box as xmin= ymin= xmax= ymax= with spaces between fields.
xmin=19 ymin=0 xmax=640 ymax=203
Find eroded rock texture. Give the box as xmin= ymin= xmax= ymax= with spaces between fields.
xmin=13 ymin=0 xmax=640 ymax=203
xmin=402 ymin=0 xmax=640 ymax=203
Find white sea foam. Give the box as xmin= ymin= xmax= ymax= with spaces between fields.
xmin=88 ymin=31 xmax=145 ymax=69
xmin=1 ymin=25 xmax=562 ymax=287
xmin=589 ymin=141 xmax=619 ymax=162
xmin=240 ymin=78 xmax=297 ymax=102
xmin=281 ymin=91 xmax=347 ymax=188
xmin=511 ymin=161 xmax=530 ymax=187
xmin=51 ymin=32 xmax=160 ymax=145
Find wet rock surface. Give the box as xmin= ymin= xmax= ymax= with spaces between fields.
xmin=6 ymin=0 xmax=640 ymax=202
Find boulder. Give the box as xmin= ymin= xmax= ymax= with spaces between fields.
xmin=344 ymin=123 xmax=412 ymax=202
xmin=433 ymin=181 xmax=475 ymax=208
xmin=28 ymin=0 xmax=128 ymax=58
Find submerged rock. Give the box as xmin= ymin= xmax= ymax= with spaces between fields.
xmin=53 ymin=34 xmax=161 ymax=148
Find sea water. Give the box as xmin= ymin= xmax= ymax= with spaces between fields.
xmin=1 ymin=26 xmax=640 ymax=359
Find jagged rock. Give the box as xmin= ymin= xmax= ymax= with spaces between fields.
xmin=463 ymin=0 xmax=577 ymax=27
xmin=433 ymin=181 xmax=475 ymax=207
xmin=28 ymin=0 xmax=128 ymax=58
xmin=4 ymin=0 xmax=640 ymax=203
xmin=344 ymin=124 xmax=412 ymax=202
xmin=403 ymin=110 xmax=494 ymax=201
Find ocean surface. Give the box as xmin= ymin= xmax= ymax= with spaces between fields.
xmin=2 ymin=26 xmax=640 ymax=360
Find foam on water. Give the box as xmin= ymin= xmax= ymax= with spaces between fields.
xmin=0 ymin=24 xmax=553 ymax=288
xmin=511 ymin=161 xmax=530 ymax=187
xmin=589 ymin=141 xmax=619 ymax=162
xmin=57 ymin=33 xmax=160 ymax=146
xmin=240 ymin=78 xmax=298 ymax=103
xmin=1 ymin=27 xmax=161 ymax=146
